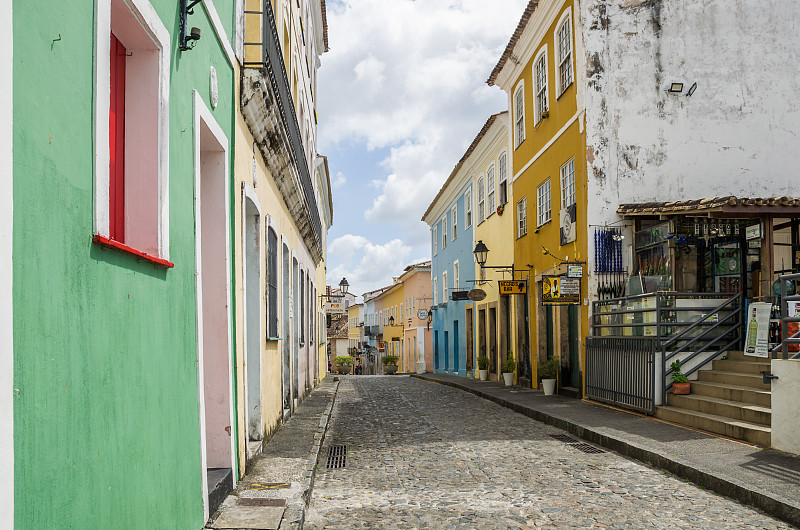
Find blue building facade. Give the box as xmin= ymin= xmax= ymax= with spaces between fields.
xmin=424 ymin=178 xmax=474 ymax=377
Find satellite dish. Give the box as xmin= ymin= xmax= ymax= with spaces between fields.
xmin=468 ymin=288 xmax=487 ymax=301
xmin=773 ymin=279 xmax=797 ymax=296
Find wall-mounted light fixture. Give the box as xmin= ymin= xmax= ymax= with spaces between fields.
xmin=667 ymin=82 xmax=684 ymax=94
xmin=179 ymin=0 xmax=203 ymax=51
xmin=686 ymin=82 xmax=698 ymax=96
xmin=319 ymin=278 xmax=350 ymax=301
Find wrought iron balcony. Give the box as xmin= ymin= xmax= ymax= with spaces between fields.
xmin=241 ymin=1 xmax=323 ymax=263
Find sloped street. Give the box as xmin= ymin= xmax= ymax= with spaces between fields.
xmin=306 ymin=376 xmax=788 ymax=529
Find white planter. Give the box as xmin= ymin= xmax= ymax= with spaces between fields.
xmin=416 ymin=361 xmax=426 ymax=374
xmin=542 ymin=378 xmax=556 ymax=395
xmin=479 ymin=369 xmax=489 ymax=381
xmin=502 ymin=372 xmax=514 ymax=386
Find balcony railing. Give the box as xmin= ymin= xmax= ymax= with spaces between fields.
xmin=242 ymin=1 xmax=322 ymax=257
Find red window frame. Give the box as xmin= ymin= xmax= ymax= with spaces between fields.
xmin=109 ymin=33 xmax=126 ymax=243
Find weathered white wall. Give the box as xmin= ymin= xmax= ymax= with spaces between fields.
xmin=771 ymin=359 xmax=800 ymax=454
xmin=582 ymin=0 xmax=800 ymax=231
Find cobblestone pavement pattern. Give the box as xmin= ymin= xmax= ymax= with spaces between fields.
xmin=305 ymin=376 xmax=789 ymax=529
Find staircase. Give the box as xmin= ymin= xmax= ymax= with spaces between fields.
xmin=656 ymin=350 xmax=772 ymax=446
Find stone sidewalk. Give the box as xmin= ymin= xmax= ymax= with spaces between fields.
xmin=413 ymin=372 xmax=800 ymax=528
xmin=206 ymin=378 xmax=339 ymax=530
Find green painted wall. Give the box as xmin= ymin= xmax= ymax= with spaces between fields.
xmin=12 ymin=1 xmax=235 ymax=528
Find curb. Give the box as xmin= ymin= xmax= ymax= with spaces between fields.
xmin=279 ymin=379 xmax=339 ymax=530
xmin=412 ymin=374 xmax=800 ymax=528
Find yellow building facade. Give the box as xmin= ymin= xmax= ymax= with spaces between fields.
xmin=232 ymin=0 xmax=330 ymax=476
xmin=489 ymin=0 xmax=589 ymax=392
xmin=469 ymin=113 xmax=525 ymax=382
xmin=375 ymin=282 xmax=407 ymax=370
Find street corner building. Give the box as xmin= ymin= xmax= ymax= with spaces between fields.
xmin=5 ymin=0 xmax=333 ymax=528
xmin=422 ymin=0 xmax=800 ymax=452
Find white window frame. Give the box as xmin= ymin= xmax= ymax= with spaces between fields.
xmin=451 ymin=205 xmax=457 ymax=240
xmin=537 ymin=178 xmax=551 ymax=227
xmin=498 ymin=151 xmax=508 ymax=205
xmin=560 ymin=157 xmax=576 ymax=209
xmin=464 ymin=190 xmax=472 ymax=228
xmin=453 ymin=260 xmax=459 ymax=289
xmin=433 ymin=278 xmax=438 ymax=305
xmin=477 ymin=174 xmax=486 ymax=224
xmin=555 ymin=8 xmax=574 ymax=97
xmin=487 ymin=163 xmax=496 ymax=217
xmin=433 ymin=226 xmax=437 ymax=255
xmin=533 ymin=47 xmax=548 ymax=125
xmin=442 ymin=271 xmax=448 ymax=301
xmin=441 ymin=215 xmax=448 ymax=249
xmin=517 ymin=196 xmax=527 ymax=238
xmin=513 ymin=81 xmax=525 ymax=148
xmin=94 ymin=0 xmax=171 ymax=260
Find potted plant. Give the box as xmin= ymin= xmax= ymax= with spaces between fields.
xmin=477 ymin=355 xmax=490 ymax=381
xmin=334 ymin=356 xmax=353 ymax=375
xmin=537 ymin=358 xmax=557 ymax=395
xmin=382 ymin=355 xmax=399 ymax=375
xmin=671 ymin=359 xmax=690 ymax=395
xmin=502 ymin=352 xmax=516 ymax=386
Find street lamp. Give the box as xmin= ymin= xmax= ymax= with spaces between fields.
xmin=473 ymin=240 xmax=489 ymax=268
xmin=339 ymin=277 xmax=349 ymax=295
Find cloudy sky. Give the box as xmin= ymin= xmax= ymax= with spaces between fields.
xmin=318 ymin=0 xmax=528 ymax=297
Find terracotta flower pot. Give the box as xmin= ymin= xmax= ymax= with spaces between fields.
xmin=673 ymin=382 xmax=690 ymax=395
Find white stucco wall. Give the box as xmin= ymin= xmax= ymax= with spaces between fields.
xmin=582 ymin=0 xmax=800 ymax=223
xmin=581 ymin=0 xmax=800 ymax=293
xmin=771 ymin=359 xmax=800 ymax=454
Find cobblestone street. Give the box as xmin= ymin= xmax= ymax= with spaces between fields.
xmin=306 ymin=376 xmax=788 ymax=529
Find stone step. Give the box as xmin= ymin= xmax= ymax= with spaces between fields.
xmin=712 ymin=358 xmax=772 ymax=375
xmin=656 ymin=406 xmax=771 ymax=446
xmin=666 ymin=393 xmax=771 ymax=426
xmin=690 ymin=380 xmax=772 ymax=407
xmin=697 ymin=369 xmax=771 ymax=390
xmin=725 ymin=350 xmax=770 ymax=362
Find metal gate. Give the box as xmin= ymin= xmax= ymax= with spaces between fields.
xmin=585 ymin=337 xmax=656 ymax=415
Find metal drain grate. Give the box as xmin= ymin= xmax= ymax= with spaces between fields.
xmin=550 ymin=434 xmax=579 ymax=443
xmin=549 ymin=434 xmax=607 ymax=454
xmin=326 ymin=444 xmax=348 ymax=469
xmin=571 ymin=443 xmax=606 ymax=454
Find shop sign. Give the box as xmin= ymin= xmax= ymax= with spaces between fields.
xmin=499 ymin=280 xmax=526 ymax=295
xmin=542 ymin=275 xmax=580 ymax=305
xmin=325 ymin=302 xmax=346 ymax=314
xmin=746 ymin=224 xmax=761 ymax=240
xmin=744 ymin=302 xmax=771 ymax=358
xmin=567 ymin=265 xmax=583 ymax=278
xmin=451 ymin=290 xmax=470 ymax=301
xmin=417 ymin=309 xmax=429 ymax=320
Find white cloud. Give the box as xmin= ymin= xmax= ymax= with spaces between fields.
xmin=331 ymin=171 xmax=347 ymax=189
xmin=319 ymin=0 xmax=528 ymax=229
xmin=319 ymin=0 xmax=527 ymax=294
xmin=327 ymin=234 xmax=413 ymax=295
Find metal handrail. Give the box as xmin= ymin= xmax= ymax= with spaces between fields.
xmin=662 ymin=293 xmax=741 ymax=350
xmin=661 ymin=293 xmax=741 ymax=399
xmin=778 ymin=273 xmax=800 ymax=359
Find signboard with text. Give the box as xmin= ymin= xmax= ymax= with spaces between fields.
xmin=542 ymin=275 xmax=580 ymax=305
xmin=499 ymin=280 xmax=526 ymax=295
xmin=325 ymin=302 xmax=346 ymax=314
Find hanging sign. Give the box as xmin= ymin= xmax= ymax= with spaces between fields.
xmin=325 ymin=302 xmax=346 ymax=314
xmin=451 ymin=290 xmax=470 ymax=301
xmin=745 ymin=224 xmax=761 ymax=240
xmin=499 ymin=280 xmax=526 ymax=295
xmin=567 ymin=265 xmax=583 ymax=278
xmin=417 ymin=309 xmax=429 ymax=320
xmin=542 ymin=275 xmax=580 ymax=305
xmin=744 ymin=302 xmax=771 ymax=358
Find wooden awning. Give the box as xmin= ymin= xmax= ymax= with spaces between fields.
xmin=617 ymin=196 xmax=800 ymax=218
